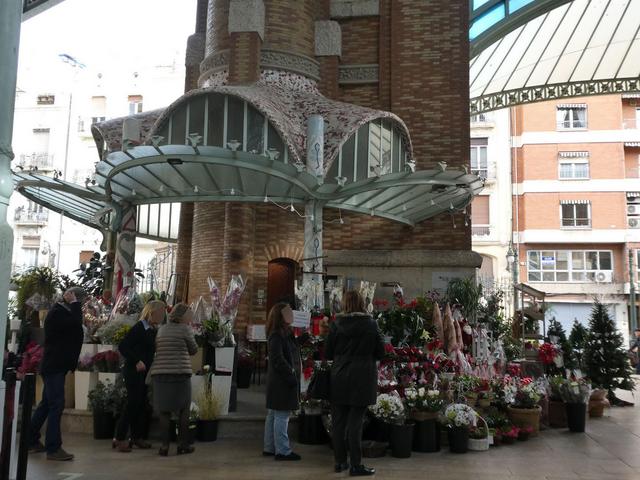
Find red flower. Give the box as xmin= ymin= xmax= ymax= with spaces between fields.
xmin=384 ymin=344 xmax=395 ymax=354
xmin=303 ymin=366 xmax=314 ymax=380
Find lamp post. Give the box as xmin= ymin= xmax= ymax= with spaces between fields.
xmin=506 ymin=242 xmax=519 ymax=319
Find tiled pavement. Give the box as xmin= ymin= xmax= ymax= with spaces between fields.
xmin=26 ymin=388 xmax=640 ymax=480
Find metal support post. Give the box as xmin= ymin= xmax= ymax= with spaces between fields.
xmin=0 ymin=0 xmax=23 ymax=375
xmin=303 ymin=115 xmax=325 ymax=309
xmin=630 ymin=249 xmax=637 ymax=332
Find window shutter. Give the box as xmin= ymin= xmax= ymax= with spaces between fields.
xmin=472 ymin=196 xmax=490 ymax=224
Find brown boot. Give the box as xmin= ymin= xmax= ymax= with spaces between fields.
xmin=116 ymin=440 xmax=132 ymax=453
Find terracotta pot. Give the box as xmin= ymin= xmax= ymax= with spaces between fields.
xmin=507 ymin=406 xmax=541 ymax=437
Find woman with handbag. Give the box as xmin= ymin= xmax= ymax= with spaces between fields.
xmin=263 ymin=302 xmax=307 ymax=461
xmin=326 ymin=290 xmax=385 ymax=477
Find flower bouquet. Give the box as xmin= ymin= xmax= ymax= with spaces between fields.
xmin=507 ymin=378 xmax=543 ymax=436
xmin=500 ymin=425 xmax=519 ymax=444
xmin=92 ymin=351 xmax=121 ymax=373
xmin=208 ymin=275 xmax=246 ymax=346
xmin=559 ymin=378 xmax=591 ymax=404
xmin=77 ymin=353 xmax=94 ymax=372
xmin=17 ymin=341 xmax=43 ymax=378
xmin=404 ymin=387 xmax=445 ymax=421
xmin=370 ymin=393 xmax=406 ymax=426
xmin=440 ymin=403 xmax=477 ymax=429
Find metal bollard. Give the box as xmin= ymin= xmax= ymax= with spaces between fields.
xmin=16 ymin=373 xmax=35 ymax=480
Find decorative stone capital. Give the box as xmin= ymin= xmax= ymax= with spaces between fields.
xmin=229 ymin=0 xmax=265 ymax=41
xmin=315 ymin=21 xmax=341 ymax=57
xmin=331 ymin=0 xmax=379 ymax=18
xmin=338 ymin=64 xmax=379 ymax=84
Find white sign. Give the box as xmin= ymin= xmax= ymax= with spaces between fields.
xmin=292 ymin=310 xmax=311 ymax=329
xmin=541 ymin=255 xmax=555 ymax=265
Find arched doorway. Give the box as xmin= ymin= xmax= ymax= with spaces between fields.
xmin=267 ymin=258 xmax=298 ymax=316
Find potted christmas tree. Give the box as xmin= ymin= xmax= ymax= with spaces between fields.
xmin=583 ymin=301 xmax=635 ymax=404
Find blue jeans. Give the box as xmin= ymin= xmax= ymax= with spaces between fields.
xmin=30 ymin=372 xmax=66 ymax=454
xmin=263 ymin=409 xmax=292 ymax=456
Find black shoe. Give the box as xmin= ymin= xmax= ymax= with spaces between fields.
xmin=350 ymin=465 xmax=375 ymax=476
xmin=275 ymin=452 xmax=301 ymax=461
xmin=262 ymin=451 xmax=275 ymax=457
xmin=177 ymin=445 xmax=195 ymax=455
xmin=29 ymin=441 xmax=46 ymax=454
xmin=335 ymin=462 xmax=350 ymax=473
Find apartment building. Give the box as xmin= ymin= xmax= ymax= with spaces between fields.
xmin=10 ymin=56 xmax=185 ymax=277
xmin=511 ymin=94 xmax=640 ymax=339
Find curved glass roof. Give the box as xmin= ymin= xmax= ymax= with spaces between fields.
xmin=470 ymin=0 xmax=640 ymax=113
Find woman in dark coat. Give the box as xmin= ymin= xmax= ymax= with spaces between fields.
xmin=114 ymin=300 xmax=165 ymax=452
xmin=326 ymin=290 xmax=384 ymax=477
xmin=263 ymin=302 xmax=304 ymax=461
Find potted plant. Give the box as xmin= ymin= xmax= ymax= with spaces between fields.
xmin=195 ymin=382 xmax=221 ymax=442
xmin=489 ymin=428 xmax=501 ymax=446
xmin=500 ymin=425 xmax=519 ymax=444
xmin=468 ymin=423 xmax=489 ymax=451
xmin=370 ymin=393 xmax=413 ymax=458
xmin=547 ymin=375 xmax=568 ymax=428
xmin=518 ymin=425 xmax=533 ymax=441
xmin=560 ymin=378 xmax=591 ymax=433
xmin=404 ymin=386 xmax=444 ymax=453
xmin=88 ymin=379 xmax=124 ymax=439
xmin=440 ymin=403 xmax=477 ymax=453
xmin=236 ymin=347 xmax=255 ymax=389
xmin=589 ymin=388 xmax=608 ymax=418
xmin=298 ymin=396 xmax=328 ymax=445
xmin=507 ymin=379 xmax=542 ymax=436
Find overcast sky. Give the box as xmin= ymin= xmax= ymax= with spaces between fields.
xmin=17 ymin=0 xmax=198 ymax=90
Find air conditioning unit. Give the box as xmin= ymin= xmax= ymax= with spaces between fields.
xmin=594 ymin=271 xmax=612 ymax=283
xmin=629 ymin=218 xmax=640 ymax=228
xmin=629 ymin=205 xmax=640 ymax=215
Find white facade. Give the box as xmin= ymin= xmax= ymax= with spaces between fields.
xmin=10 ymin=56 xmax=185 ymax=277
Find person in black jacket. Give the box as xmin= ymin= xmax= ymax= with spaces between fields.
xmin=326 ymin=290 xmax=384 ymax=477
xmin=29 ymin=287 xmax=86 ymax=461
xmin=263 ymin=302 xmax=304 ymax=461
xmin=114 ymin=300 xmax=165 ymax=452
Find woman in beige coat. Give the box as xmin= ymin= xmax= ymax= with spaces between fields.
xmin=148 ymin=303 xmax=198 ymax=456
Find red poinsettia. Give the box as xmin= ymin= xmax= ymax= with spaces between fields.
xmin=538 ymin=342 xmax=558 ymax=365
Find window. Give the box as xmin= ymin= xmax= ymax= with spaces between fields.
xmin=470 ymin=137 xmax=488 ymax=178
xmin=561 ymin=200 xmax=590 ymax=228
xmin=471 ymin=195 xmax=490 ymax=236
xmin=128 ymin=95 xmax=143 ymax=115
xmin=527 ymin=250 xmax=612 ymax=282
xmin=22 ymin=247 xmax=39 ymax=267
xmin=558 ymin=152 xmax=589 ymax=179
xmin=556 ymin=104 xmax=587 ymax=129
xmin=36 ymin=94 xmax=55 ymax=105
xmin=470 ymin=113 xmax=491 ymax=123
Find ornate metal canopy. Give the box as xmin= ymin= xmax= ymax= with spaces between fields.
xmin=470 ymin=0 xmax=640 ymax=113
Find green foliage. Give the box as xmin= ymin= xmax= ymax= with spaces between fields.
xmin=14 ymin=267 xmax=61 ymax=319
xmin=445 ymin=277 xmax=482 ymax=324
xmin=376 ymin=298 xmax=432 ymax=347
xmin=547 ymin=318 xmax=576 ymax=371
xmin=584 ymin=301 xmax=634 ymax=400
xmin=74 ymin=252 xmax=111 ymax=298
xmin=569 ymin=320 xmax=589 ymax=370
xmin=88 ymin=379 xmax=126 ymax=416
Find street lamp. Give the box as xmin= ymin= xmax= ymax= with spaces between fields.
xmin=506 ymin=242 xmax=519 ymax=318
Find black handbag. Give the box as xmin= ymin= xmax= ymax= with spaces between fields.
xmin=307 ymin=368 xmax=331 ymax=401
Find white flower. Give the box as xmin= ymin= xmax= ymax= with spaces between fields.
xmin=418 ymin=387 xmax=425 ymax=397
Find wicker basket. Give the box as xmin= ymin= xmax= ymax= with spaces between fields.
xmin=468 ymin=416 xmax=489 ymax=452
xmin=507 ymin=406 xmax=542 ymax=437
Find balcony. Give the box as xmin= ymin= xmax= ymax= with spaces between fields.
xmin=472 ymin=224 xmax=492 ymax=237
xmin=17 ymin=153 xmax=54 ymax=171
xmin=623 ymin=117 xmax=639 ymax=129
xmin=14 ymin=209 xmax=49 ymax=225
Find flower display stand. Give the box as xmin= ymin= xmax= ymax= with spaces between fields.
xmin=214 ymin=347 xmax=235 ymax=371
xmin=97 ymin=344 xmax=115 ymax=353
xmin=75 ymin=371 xmax=98 ymax=410
xmin=212 ymin=371 xmax=232 ymax=415
xmin=191 ymin=347 xmax=204 ymax=373
xmin=64 ymin=373 xmax=75 ymax=408
xmin=81 ymin=344 xmax=98 ymax=357
xmin=97 ymin=372 xmax=117 ymax=385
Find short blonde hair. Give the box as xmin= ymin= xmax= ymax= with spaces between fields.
xmin=140 ymin=300 xmax=166 ymax=322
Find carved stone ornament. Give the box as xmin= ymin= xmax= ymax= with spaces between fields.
xmin=200 ymin=50 xmax=231 ymax=75
xmin=315 ymin=20 xmax=342 ymax=57
xmin=228 ymin=0 xmax=265 ymax=40
xmin=338 ymin=64 xmax=379 ymax=84
xmin=260 ymin=50 xmax=320 ymax=81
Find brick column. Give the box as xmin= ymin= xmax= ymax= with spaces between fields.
xmin=315 ymin=20 xmax=341 ymax=98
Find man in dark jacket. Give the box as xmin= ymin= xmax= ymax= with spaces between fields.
xmin=29 ymin=287 xmax=85 ymax=461
xmin=326 ymin=290 xmax=385 ymax=477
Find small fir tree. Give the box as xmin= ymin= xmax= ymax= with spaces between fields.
xmin=547 ymin=318 xmax=575 ymax=372
xmin=569 ymin=320 xmax=589 ymax=370
xmin=584 ymin=301 xmax=634 ymax=401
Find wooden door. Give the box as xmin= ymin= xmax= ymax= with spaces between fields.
xmin=267 ymin=258 xmax=297 ymax=316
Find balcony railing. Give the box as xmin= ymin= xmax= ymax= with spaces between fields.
xmin=14 ymin=209 xmax=49 ymax=224
xmin=472 ymin=224 xmax=492 ymax=237
xmin=18 ymin=152 xmax=54 ymax=171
